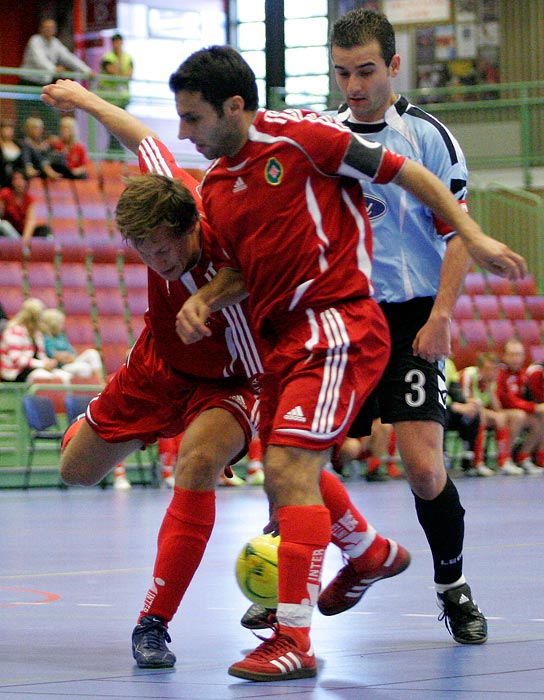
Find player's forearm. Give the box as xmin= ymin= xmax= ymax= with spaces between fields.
xmin=197 ymin=267 xmax=248 ymax=312
xmin=430 ymin=236 xmax=472 ymax=322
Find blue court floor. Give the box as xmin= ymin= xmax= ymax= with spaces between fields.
xmin=2 ymin=474 xmax=544 ymax=700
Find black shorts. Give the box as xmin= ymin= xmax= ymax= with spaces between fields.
xmin=349 ymin=297 xmax=447 ymax=437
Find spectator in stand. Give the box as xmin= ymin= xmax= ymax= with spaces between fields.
xmin=49 ymin=116 xmax=89 ymax=179
xmin=0 ymin=302 xmax=8 ymax=335
xmin=21 ymin=116 xmax=60 ymax=181
xmin=527 ymin=361 xmax=544 ymax=403
xmin=41 ymin=309 xmax=105 ymax=384
xmin=19 ymin=17 xmax=93 ymax=133
xmin=444 ymin=356 xmax=487 ymax=476
xmin=99 ymin=33 xmax=134 ymax=152
xmin=334 ymin=419 xmax=400 ymax=481
xmin=0 ymin=169 xmax=52 ymax=242
xmin=496 ymin=339 xmax=544 ymax=473
xmin=0 ymin=120 xmax=24 ymax=188
xmin=460 ymin=351 xmax=527 ymax=476
xmin=0 ymin=297 xmax=71 ymax=383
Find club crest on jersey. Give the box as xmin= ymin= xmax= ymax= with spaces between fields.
xmin=264 ymin=157 xmax=283 ymax=186
xmin=365 ymin=194 xmax=387 ymax=222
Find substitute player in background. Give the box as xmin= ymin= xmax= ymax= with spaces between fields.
xmin=173 ymin=45 xmax=525 ymax=681
xmin=43 ymin=80 xmax=412 ymax=674
xmin=329 ymin=8 xmax=488 ymax=643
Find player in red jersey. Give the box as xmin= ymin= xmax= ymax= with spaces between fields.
xmin=43 ymin=80 xmax=413 ymax=673
xmin=172 ymin=46 xmax=526 ymax=682
xmin=496 ymin=338 xmax=544 ymax=472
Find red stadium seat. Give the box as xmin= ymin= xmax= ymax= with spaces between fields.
xmin=499 ymin=295 xmax=527 ymax=320
xmin=486 ymin=274 xmax=514 ymax=295
xmin=0 ymin=287 xmax=25 ymax=316
xmin=525 ymin=296 xmax=544 ymax=321
xmin=463 ymin=271 xmax=487 ymax=296
xmin=514 ymin=319 xmax=542 ymax=346
xmin=529 ymin=345 xmax=544 ymax=363
xmin=487 ymin=319 xmax=515 ymax=349
xmin=453 ymin=295 xmax=475 ymax=320
xmin=459 ymin=319 xmax=490 ymax=350
xmin=473 ymin=295 xmax=500 ymax=319
xmin=94 ymin=288 xmax=126 ymax=316
xmin=513 ymin=275 xmax=538 ymax=296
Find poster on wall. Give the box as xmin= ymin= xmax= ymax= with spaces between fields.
xmin=384 ymin=0 xmax=450 ymax=24
xmin=456 ymin=23 xmax=477 ymax=58
xmin=435 ymin=25 xmax=456 ymax=60
xmin=455 ymin=0 xmax=477 ymax=22
xmin=416 ymin=27 xmax=435 ymax=62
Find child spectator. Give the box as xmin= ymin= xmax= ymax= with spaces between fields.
xmin=21 ymin=116 xmax=60 ymax=181
xmin=0 ymin=297 xmax=70 ymax=383
xmin=41 ymin=308 xmax=105 ymax=384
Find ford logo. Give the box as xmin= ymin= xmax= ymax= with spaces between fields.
xmin=365 ymin=194 xmax=387 ymax=222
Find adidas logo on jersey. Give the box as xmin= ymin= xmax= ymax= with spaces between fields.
xmin=283 ymin=405 xmax=306 ymax=422
xmin=233 ymin=176 xmax=247 ymax=193
xmin=229 ymin=394 xmax=247 ymax=409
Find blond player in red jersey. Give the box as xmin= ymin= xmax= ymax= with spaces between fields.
xmin=172 ymin=46 xmax=525 ymax=682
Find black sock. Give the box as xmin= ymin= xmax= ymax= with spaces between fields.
xmin=413 ymin=476 xmax=465 ymax=585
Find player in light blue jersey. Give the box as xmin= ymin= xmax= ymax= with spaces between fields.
xmin=326 ymin=8 xmax=488 ymax=645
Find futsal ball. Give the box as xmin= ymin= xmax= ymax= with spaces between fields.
xmin=235 ymin=533 xmax=280 ymax=608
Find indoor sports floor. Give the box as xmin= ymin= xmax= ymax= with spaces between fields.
xmin=2 ymin=474 xmax=544 ymax=700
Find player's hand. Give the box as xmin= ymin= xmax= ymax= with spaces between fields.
xmin=263 ymin=503 xmax=279 ymax=537
xmin=41 ymin=79 xmax=88 ymax=111
xmin=465 ymin=235 xmax=527 ymax=280
xmin=412 ymin=316 xmax=450 ymax=362
xmin=176 ymin=295 xmax=212 ymax=344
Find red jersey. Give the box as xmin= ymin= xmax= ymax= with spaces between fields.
xmin=496 ymin=365 xmax=536 ymax=413
xmin=0 ymin=186 xmax=33 ymax=233
xmin=53 ymin=142 xmax=89 ymax=169
xmin=137 ymin=136 xmax=262 ymax=384
xmin=201 ymin=109 xmax=406 ymax=334
xmin=527 ymin=363 xmax=544 ymax=403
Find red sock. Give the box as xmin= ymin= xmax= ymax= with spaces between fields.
xmin=535 ymin=449 xmax=544 ymax=467
xmin=495 ymin=426 xmax=510 ymax=467
xmin=320 ymin=470 xmax=389 ymax=570
xmin=517 ymin=450 xmax=530 ymax=465
xmin=114 ymin=463 xmax=126 ymax=479
xmin=473 ymin=424 xmax=486 ymax=465
xmin=277 ymin=505 xmax=330 ymax=648
xmin=366 ymin=456 xmax=381 ymax=473
xmin=139 ymin=487 xmax=215 ymax=624
xmin=158 ymin=435 xmax=182 ymax=480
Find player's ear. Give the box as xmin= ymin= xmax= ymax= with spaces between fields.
xmin=224 ymin=95 xmax=245 ymax=115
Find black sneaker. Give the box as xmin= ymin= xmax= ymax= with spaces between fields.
xmin=132 ymin=615 xmax=176 ymax=668
xmin=437 ymin=583 xmax=488 ymax=644
xmin=240 ymin=603 xmax=277 ymax=630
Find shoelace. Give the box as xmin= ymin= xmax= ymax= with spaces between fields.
xmin=247 ymin=629 xmax=299 ymax=661
xmin=139 ymin=623 xmax=172 ymax=649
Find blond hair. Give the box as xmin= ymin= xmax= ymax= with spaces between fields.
xmin=115 ymin=173 xmax=199 ymax=243
xmin=41 ymin=308 xmax=65 ymax=336
xmin=8 ymin=297 xmax=45 ymax=335
xmin=59 ymin=116 xmax=79 ymax=144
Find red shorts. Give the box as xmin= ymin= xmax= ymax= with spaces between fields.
xmin=86 ymin=327 xmax=258 ymax=450
xmin=258 ymin=298 xmax=390 ymax=453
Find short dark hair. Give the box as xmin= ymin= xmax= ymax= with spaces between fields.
xmin=169 ymin=45 xmax=259 ymax=116
xmin=111 ymin=33 xmax=123 ymax=42
xmin=330 ymin=9 xmax=396 ymax=67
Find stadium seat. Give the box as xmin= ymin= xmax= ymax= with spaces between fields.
xmin=126 ymin=288 xmax=148 ymax=316
xmin=486 ymin=274 xmax=514 ymax=295
xmin=64 ymin=393 xmax=94 ymax=424
xmin=0 ymin=238 xmax=26 ymax=262
xmin=0 ymin=287 xmax=25 ymax=316
xmin=512 ymin=275 xmax=538 ymax=296
xmin=61 ymin=289 xmax=95 ymax=316
xmin=94 ymin=288 xmax=126 ymax=316
xmin=459 ymin=319 xmax=490 ymax=350
xmin=499 ymin=295 xmax=527 ymax=320
xmin=100 ymin=343 xmax=130 ymax=375
xmin=26 ymin=261 xmax=57 ymax=290
xmin=453 ymin=294 xmax=475 ymax=320
xmin=22 ymin=393 xmax=64 ymax=489
xmin=487 ymin=319 xmax=515 ymax=349
xmin=63 ymin=314 xmax=97 ymax=349
xmin=473 ymin=295 xmax=501 ymax=319
xmin=463 ymin=271 xmax=487 ymax=296
xmin=1 ymin=261 xmax=24 ymax=286
xmin=529 ymin=345 xmax=544 ymax=363
xmin=514 ymin=319 xmax=542 ymax=347
xmin=525 ymin=296 xmax=544 ymax=321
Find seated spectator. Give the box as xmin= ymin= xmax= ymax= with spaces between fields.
xmin=460 ymin=352 xmax=526 ymax=476
xmin=41 ymin=308 xmax=105 ymax=384
xmin=21 ymin=116 xmax=60 ymax=181
xmin=527 ymin=361 xmax=544 ymax=402
xmin=49 ymin=116 xmax=89 ymax=179
xmin=496 ymin=338 xmax=544 ymax=474
xmin=0 ymin=302 xmax=8 ymax=335
xmin=0 ymin=120 xmax=24 ymax=188
xmin=334 ymin=418 xmax=400 ymax=481
xmin=444 ymin=357 xmax=486 ymax=476
xmin=0 ymin=169 xmax=52 ymax=242
xmin=0 ymin=297 xmax=71 ymax=383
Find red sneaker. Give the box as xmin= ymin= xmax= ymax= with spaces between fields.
xmin=318 ymin=539 xmax=411 ymax=616
xmin=228 ymin=629 xmax=317 ymax=682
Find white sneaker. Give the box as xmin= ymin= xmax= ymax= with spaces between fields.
xmin=520 ymin=458 xmax=543 ymax=476
xmin=218 ymin=471 xmax=245 ymax=487
xmin=163 ymin=475 xmax=175 ymax=489
xmin=474 ymin=463 xmax=495 ymax=477
xmin=500 ymin=459 xmax=524 ymax=476
xmin=246 ymin=467 xmax=265 ymax=486
xmin=113 ymin=475 xmax=132 ymax=490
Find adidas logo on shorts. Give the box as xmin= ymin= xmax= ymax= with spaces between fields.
xmin=283 ymin=406 xmax=306 ymax=422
